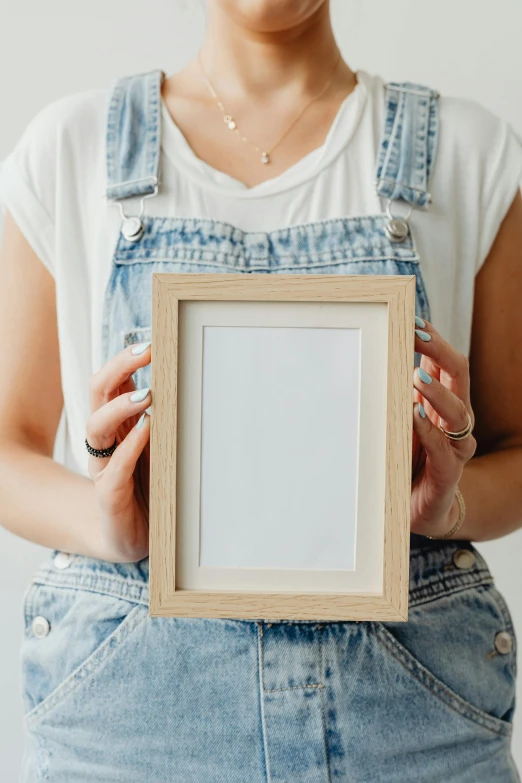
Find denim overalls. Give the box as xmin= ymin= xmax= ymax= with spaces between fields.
xmin=20 ymin=71 xmax=518 ymax=783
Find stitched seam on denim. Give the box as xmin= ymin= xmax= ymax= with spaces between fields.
xmin=105 ymin=82 xmax=123 ymax=186
xmin=410 ymin=572 xmax=493 ymax=607
xmin=256 ymin=624 xmax=272 ymax=783
xmin=113 ymin=253 xmax=420 ymax=269
xmin=318 ymin=629 xmax=333 ymax=783
xmin=118 ymin=211 xmax=397 ymax=238
xmin=32 ymin=569 xmax=149 ymax=593
xmin=375 ymin=177 xmax=432 ymax=194
xmin=23 ymin=582 xmax=38 ymax=632
xmin=26 ymin=604 xmax=147 ymax=726
xmin=108 ymin=175 xmax=159 ymax=190
xmin=264 ymin=683 xmax=325 ymax=693
xmin=408 ymin=577 xmax=495 ymax=609
xmin=412 ymin=95 xmax=427 ymax=193
xmin=487 ymin=586 xmax=517 ymax=644
xmin=35 ymin=733 xmax=50 ymax=780
xmin=385 ymin=83 xmax=439 ymax=98
xmin=371 ymin=624 xmax=511 ymax=737
xmin=380 ymin=90 xmax=402 ymax=185
xmin=428 ymin=96 xmax=440 ymax=182
xmin=145 ymin=72 xmax=160 ymax=185
xmin=31 ymin=575 xmax=148 ymax=606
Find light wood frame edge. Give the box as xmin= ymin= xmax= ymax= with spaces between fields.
xmin=150 ymin=274 xmax=415 ymax=621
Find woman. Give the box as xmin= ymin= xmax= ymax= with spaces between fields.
xmin=0 ymin=1 xmax=521 ymax=780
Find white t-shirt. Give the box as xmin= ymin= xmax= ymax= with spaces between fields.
xmin=0 ymin=69 xmax=521 ymax=477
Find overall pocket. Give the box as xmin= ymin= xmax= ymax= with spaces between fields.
xmin=377 ymin=581 xmax=517 ymax=735
xmin=21 ymin=580 xmax=147 ymax=724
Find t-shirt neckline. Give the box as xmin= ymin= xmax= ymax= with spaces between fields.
xmin=160 ymin=69 xmax=370 ymax=199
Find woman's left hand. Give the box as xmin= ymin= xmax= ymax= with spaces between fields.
xmin=411 ymin=319 xmax=477 ymax=538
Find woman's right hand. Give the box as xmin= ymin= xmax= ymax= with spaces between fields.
xmin=86 ymin=341 xmax=152 ymax=562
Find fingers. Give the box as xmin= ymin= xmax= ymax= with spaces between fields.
xmin=86 ymin=386 xmax=151 ymax=481
xmin=86 ymin=387 xmax=151 ymax=450
xmin=413 ymin=366 xmax=468 ymax=432
xmin=89 ymin=342 xmax=151 ymax=412
xmin=414 ymin=319 xmax=472 ymax=430
xmin=100 ymin=411 xmax=150 ymax=489
xmin=412 ymin=402 xmax=462 ymax=483
xmin=413 ymin=390 xmax=476 ymax=469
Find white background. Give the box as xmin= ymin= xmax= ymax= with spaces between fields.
xmin=0 ymin=1 xmax=521 ymax=778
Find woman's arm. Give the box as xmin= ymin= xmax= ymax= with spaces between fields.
xmin=0 ymin=211 xmax=151 ymax=560
xmin=458 ymin=188 xmax=522 ymax=540
xmin=0 ymin=209 xmax=102 ymax=554
xmin=411 ymin=189 xmax=522 ymax=542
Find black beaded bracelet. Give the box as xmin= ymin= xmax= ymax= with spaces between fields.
xmin=85 ymin=437 xmax=117 ymax=458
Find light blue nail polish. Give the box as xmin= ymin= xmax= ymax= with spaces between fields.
xmin=415 ymin=329 xmax=431 ymax=342
xmin=131 ymin=341 xmax=151 ymax=355
xmin=415 ymin=316 xmax=426 ymax=328
xmin=145 ymin=406 xmax=151 ymax=416
xmin=419 ymin=402 xmax=426 ymax=419
xmin=130 ymin=387 xmax=150 ymax=403
xmin=418 ymin=368 xmax=432 ymax=384
xmin=136 ymin=411 xmax=149 ymax=429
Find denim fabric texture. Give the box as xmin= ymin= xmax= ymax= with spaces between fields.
xmin=375 ymin=82 xmax=439 ymax=207
xmin=102 ymin=213 xmax=431 ymax=390
xmin=19 ymin=69 xmax=519 ymax=781
xmin=20 ymin=544 xmax=518 ymax=781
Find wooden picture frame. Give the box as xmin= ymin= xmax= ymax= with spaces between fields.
xmin=149 ymin=274 xmax=415 ymax=621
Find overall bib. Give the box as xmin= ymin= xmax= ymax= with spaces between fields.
xmin=20 ymin=71 xmax=518 ymax=783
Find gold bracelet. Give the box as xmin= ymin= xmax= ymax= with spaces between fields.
xmin=425 ymin=487 xmax=466 ymax=540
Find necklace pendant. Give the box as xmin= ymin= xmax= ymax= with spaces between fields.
xmin=224 ymin=114 xmax=236 ymax=130
xmin=261 ymin=152 xmax=270 ymax=164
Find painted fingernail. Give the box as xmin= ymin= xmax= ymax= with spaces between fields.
xmin=136 ymin=411 xmax=149 ymax=429
xmin=417 ymin=368 xmax=432 ymax=384
xmin=145 ymin=406 xmax=151 ymax=416
xmin=130 ymin=387 xmax=150 ymax=403
xmin=131 ymin=341 xmax=151 ymax=355
xmin=418 ymin=402 xmax=426 ymax=419
xmin=415 ymin=316 xmax=426 ymax=328
xmin=415 ymin=329 xmax=431 ymax=342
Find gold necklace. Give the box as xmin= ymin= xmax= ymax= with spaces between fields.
xmin=198 ymin=49 xmax=343 ymax=165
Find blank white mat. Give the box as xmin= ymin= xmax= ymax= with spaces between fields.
xmin=199 ymin=325 xmax=361 ymax=570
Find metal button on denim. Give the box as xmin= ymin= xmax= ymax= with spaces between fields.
xmin=121 ymin=216 xmax=144 ymax=242
xmin=31 ymin=616 xmax=50 ymax=638
xmin=53 ymin=552 xmax=72 ymax=569
xmin=385 ymin=217 xmax=409 ymax=243
xmin=494 ymin=631 xmax=513 ymax=655
xmin=452 ymin=549 xmax=476 ymax=570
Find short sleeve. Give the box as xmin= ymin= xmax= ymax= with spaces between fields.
xmin=0 ymin=101 xmax=61 ymax=276
xmin=476 ymin=115 xmax=522 ymax=272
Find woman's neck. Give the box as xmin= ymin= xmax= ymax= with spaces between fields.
xmin=161 ymin=1 xmax=356 ymax=188
xmin=199 ymin=1 xmax=351 ymax=104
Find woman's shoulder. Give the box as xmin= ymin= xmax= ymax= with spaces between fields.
xmin=0 ymin=86 xmax=111 ymax=274
xmin=438 ymin=93 xmax=521 ymax=160
xmin=14 ymin=86 xmax=109 ymax=156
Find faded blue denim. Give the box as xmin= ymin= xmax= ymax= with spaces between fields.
xmin=21 ymin=544 xmax=518 ymax=781
xmin=19 ymin=69 xmax=519 ymax=781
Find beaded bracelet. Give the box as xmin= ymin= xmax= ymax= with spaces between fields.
xmin=425 ymin=487 xmax=466 ymax=540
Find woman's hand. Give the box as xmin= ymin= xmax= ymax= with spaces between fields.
xmin=411 ymin=319 xmax=477 ymax=538
xmin=86 ymin=342 xmax=152 ymax=562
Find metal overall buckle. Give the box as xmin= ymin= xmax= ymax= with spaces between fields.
xmin=384 ymin=200 xmax=412 ymax=243
xmin=112 ymin=184 xmax=159 ymax=243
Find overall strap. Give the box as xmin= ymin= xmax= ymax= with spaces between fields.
xmin=376 ymin=81 xmax=440 ymax=209
xmin=105 ymin=69 xmax=165 ymax=201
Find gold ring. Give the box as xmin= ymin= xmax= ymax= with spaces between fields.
xmin=439 ymin=412 xmax=473 ymax=441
